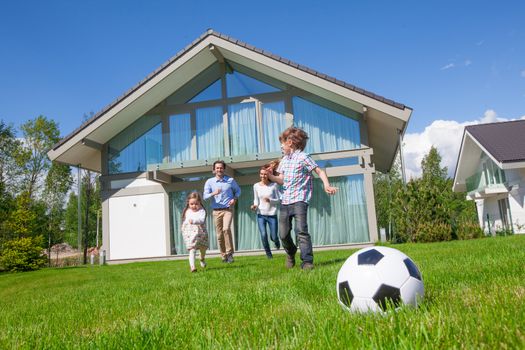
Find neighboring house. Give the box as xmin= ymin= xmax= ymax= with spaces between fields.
xmin=48 ymin=30 xmax=412 ymax=261
xmin=453 ymin=120 xmax=525 ymax=235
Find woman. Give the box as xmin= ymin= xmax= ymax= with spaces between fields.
xmin=251 ymin=165 xmax=281 ymax=258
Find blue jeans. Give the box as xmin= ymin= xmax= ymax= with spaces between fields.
xmin=279 ymin=202 xmax=312 ymax=264
xmin=257 ymin=214 xmax=280 ymax=257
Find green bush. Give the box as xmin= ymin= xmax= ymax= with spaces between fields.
xmin=456 ymin=222 xmax=484 ymax=240
xmin=413 ymin=222 xmax=452 ymax=242
xmin=0 ymin=236 xmax=47 ymax=272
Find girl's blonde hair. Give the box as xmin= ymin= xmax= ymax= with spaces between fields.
xmin=181 ymin=192 xmax=206 ymax=223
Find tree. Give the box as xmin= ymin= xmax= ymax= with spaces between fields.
xmin=374 ymin=156 xmax=403 ymax=239
xmin=0 ymin=120 xmax=24 ymax=195
xmin=19 ymin=116 xmax=61 ymax=200
xmin=43 ymin=162 xmax=73 ymax=264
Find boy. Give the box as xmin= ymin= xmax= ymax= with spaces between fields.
xmin=265 ymin=127 xmax=337 ymax=270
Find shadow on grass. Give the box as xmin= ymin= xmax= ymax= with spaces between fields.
xmin=315 ymin=258 xmax=347 ymax=268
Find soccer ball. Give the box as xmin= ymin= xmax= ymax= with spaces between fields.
xmin=336 ymin=246 xmax=424 ymax=313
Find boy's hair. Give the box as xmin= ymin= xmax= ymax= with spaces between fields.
xmin=279 ymin=127 xmax=309 ymax=151
xmin=212 ymin=160 xmax=226 ymax=170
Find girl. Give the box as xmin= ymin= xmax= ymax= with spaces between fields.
xmin=181 ymin=192 xmax=209 ymax=272
xmin=251 ymin=165 xmax=281 ymax=258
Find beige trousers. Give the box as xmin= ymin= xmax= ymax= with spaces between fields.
xmin=212 ymin=209 xmax=234 ymax=258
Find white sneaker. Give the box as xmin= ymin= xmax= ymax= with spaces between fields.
xmin=200 ymin=260 xmax=207 ymax=268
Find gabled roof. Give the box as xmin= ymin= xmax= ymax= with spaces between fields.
xmin=465 ymin=120 xmax=525 ymax=163
xmin=48 ymin=29 xmax=412 ymax=173
xmin=453 ymin=119 xmax=525 ymax=192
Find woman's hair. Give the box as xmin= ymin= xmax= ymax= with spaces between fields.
xmin=181 ymin=191 xmax=205 ymax=222
xmin=279 ymin=127 xmax=309 ymax=151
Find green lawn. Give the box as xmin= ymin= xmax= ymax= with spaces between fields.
xmin=1 ymin=236 xmax=524 ymax=349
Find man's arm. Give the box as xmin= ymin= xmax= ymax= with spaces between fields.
xmin=203 ymin=179 xmax=214 ymax=200
xmin=314 ymin=167 xmax=338 ymax=195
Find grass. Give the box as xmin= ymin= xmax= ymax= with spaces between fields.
xmin=1 ymin=236 xmax=524 ymax=349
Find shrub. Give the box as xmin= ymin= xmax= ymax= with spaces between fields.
xmin=456 ymin=222 xmax=484 ymax=240
xmin=0 ymin=236 xmax=47 ymax=272
xmin=413 ymin=222 xmax=452 ymax=242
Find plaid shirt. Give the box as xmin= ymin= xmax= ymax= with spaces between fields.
xmin=277 ymin=150 xmax=318 ymax=205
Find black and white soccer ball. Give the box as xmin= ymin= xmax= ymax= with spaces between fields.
xmin=336 ymin=246 xmax=424 ymax=313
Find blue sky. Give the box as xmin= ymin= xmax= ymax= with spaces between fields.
xmin=1 ymin=1 xmax=524 ymax=175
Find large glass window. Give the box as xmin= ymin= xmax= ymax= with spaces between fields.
xmin=262 ymin=101 xmax=286 ymax=153
xmin=228 ymin=102 xmax=258 ymax=156
xmin=196 ymin=106 xmax=224 ymax=159
xmin=292 ymin=97 xmax=360 ymax=154
xmin=169 ymin=113 xmax=192 ymax=162
xmin=188 ymin=79 xmax=222 ymax=103
xmin=226 ymin=71 xmax=279 ymax=98
xmin=108 ymin=116 xmax=162 ymax=174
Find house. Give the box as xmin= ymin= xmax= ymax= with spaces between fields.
xmin=48 ymin=30 xmax=412 ymax=261
xmin=453 ymin=120 xmax=525 ymax=234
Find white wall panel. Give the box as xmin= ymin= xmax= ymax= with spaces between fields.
xmin=109 ymin=193 xmax=167 ymax=259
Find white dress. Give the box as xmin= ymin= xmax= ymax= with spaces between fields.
xmin=181 ymin=208 xmax=209 ymax=250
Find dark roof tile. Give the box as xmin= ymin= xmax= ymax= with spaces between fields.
xmin=466 ymin=120 xmax=525 ymax=163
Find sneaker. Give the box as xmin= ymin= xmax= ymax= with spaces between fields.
xmin=191 ymin=268 xmax=197 ymax=273
xmin=222 ymin=257 xmax=228 ymax=263
xmin=285 ymin=254 xmax=295 ymax=269
xmin=200 ymin=260 xmax=207 ymax=268
xmin=266 ymin=254 xmax=273 ymax=259
xmin=227 ymin=254 xmax=234 ymax=263
xmin=301 ymin=262 xmax=314 ymax=270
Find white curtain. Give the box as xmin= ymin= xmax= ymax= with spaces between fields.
xmin=236 ymin=184 xmax=264 ymax=251
xmin=196 ymin=106 xmax=224 ymax=160
xmin=169 ymin=113 xmax=192 ymax=162
xmin=262 ymin=101 xmax=286 ymax=153
xmin=228 ymin=102 xmax=258 ymax=156
xmin=309 ymin=175 xmax=369 ymax=245
xmin=292 ymin=97 xmax=360 ymax=154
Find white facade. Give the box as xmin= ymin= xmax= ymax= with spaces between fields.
xmin=455 ymin=130 xmax=525 ymax=235
xmin=109 ymin=193 xmax=168 ymax=259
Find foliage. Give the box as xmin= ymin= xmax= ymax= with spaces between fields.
xmin=19 ymin=116 xmax=61 ymax=200
xmin=63 ymin=171 xmax=101 ymax=250
xmin=0 ymin=236 xmax=46 ymax=272
xmin=0 ymin=120 xmax=24 ymax=195
xmin=378 ymin=146 xmax=479 ymax=243
xmin=455 ymin=221 xmax=484 ymax=240
xmin=373 ymin=157 xmax=403 ymax=240
xmin=0 ymin=236 xmax=523 ymax=348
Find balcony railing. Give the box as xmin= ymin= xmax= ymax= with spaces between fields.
xmin=466 ymin=169 xmax=506 ymax=193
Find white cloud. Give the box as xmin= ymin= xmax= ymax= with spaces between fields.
xmin=440 ymin=63 xmax=455 ymax=70
xmin=402 ymin=110 xmax=525 ymax=179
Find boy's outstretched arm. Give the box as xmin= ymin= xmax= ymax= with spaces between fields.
xmin=314 ymin=167 xmax=338 ymax=195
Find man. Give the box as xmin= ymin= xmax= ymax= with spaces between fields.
xmin=203 ymin=160 xmax=241 ymax=263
